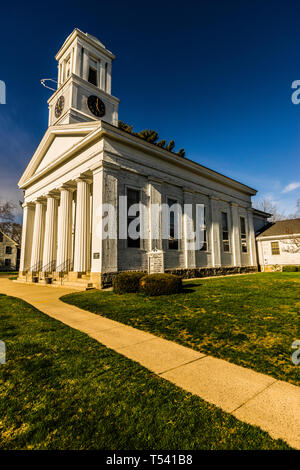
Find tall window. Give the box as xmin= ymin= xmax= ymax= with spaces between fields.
xmin=105 ymin=63 xmax=108 ymax=91
xmin=0 ymin=233 xmax=3 ymax=242
xmin=200 ymin=205 xmax=207 ymax=251
xmin=88 ymin=67 xmax=97 ymax=86
xmin=66 ymin=57 xmax=71 ymax=78
xmin=168 ymin=198 xmax=179 ymax=250
xmin=127 ymin=188 xmax=140 ymax=248
xmin=240 ymin=217 xmax=247 ymax=253
xmin=88 ymin=57 xmax=98 ymax=86
xmin=5 ymin=246 xmax=12 ymax=254
xmin=222 ymin=212 xmax=230 ymax=252
xmin=271 ymin=241 xmax=280 ymax=255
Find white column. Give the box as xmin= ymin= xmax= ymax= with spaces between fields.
xmin=56 ymin=187 xmax=73 ymax=270
xmin=82 ymin=48 xmax=89 ymax=81
xmin=30 ymin=200 xmax=46 ymax=270
xmin=58 ymin=64 xmax=61 ymax=86
xmin=19 ymin=202 xmax=35 ymax=272
xmin=247 ymin=208 xmax=257 ymax=266
xmin=61 ymin=61 xmax=65 ymax=84
xmin=74 ymin=46 xmax=81 ymax=75
xmin=91 ymin=166 xmax=103 ymax=273
xmin=70 ymin=48 xmax=74 ymax=75
xmin=210 ymin=196 xmax=221 ymax=267
xmin=100 ymin=61 xmax=106 ymax=91
xmin=101 ymin=165 xmax=118 ymax=273
xmin=231 ymin=202 xmax=241 ymax=266
xmin=148 ymin=178 xmax=162 ymax=252
xmin=97 ymin=61 xmax=101 ymax=89
xmin=183 ymin=189 xmax=196 ymax=269
xmin=73 ymin=178 xmax=90 ymax=273
xmin=42 ymin=196 xmax=58 ymax=270
xmin=106 ymin=63 xmax=112 ymax=94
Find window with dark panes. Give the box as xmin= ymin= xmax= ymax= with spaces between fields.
xmin=0 ymin=233 xmax=3 ymax=242
xmin=168 ymin=198 xmax=179 ymax=250
xmin=5 ymin=259 xmax=11 ymax=267
xmin=240 ymin=216 xmax=248 ymax=253
xmin=200 ymin=205 xmax=207 ymax=251
xmin=5 ymin=246 xmax=12 ymax=254
xmin=88 ymin=67 xmax=97 ymax=86
xmin=222 ymin=212 xmax=230 ymax=252
xmin=127 ymin=188 xmax=141 ymax=248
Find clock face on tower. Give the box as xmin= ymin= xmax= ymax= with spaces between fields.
xmin=87 ymin=95 xmax=106 ymax=117
xmin=55 ymin=95 xmax=65 ymax=118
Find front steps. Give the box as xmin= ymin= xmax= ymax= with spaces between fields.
xmin=16 ymin=272 xmax=97 ymax=290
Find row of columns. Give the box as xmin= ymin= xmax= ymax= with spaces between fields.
xmin=20 ymin=178 xmax=91 ymax=274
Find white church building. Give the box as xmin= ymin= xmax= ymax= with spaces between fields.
xmin=17 ymin=29 xmax=269 ymax=289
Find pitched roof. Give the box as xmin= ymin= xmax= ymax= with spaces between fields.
xmin=257 ymin=218 xmax=300 ymax=238
xmin=0 ymin=229 xmax=19 ymax=245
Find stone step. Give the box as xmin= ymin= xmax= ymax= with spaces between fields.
xmin=54 ymin=280 xmax=94 ymax=290
xmin=66 ymin=278 xmax=92 ymax=284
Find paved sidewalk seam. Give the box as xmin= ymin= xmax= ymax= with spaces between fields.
xmin=157 ymin=355 xmax=208 ymax=375
xmin=230 ymin=379 xmax=278 ymax=413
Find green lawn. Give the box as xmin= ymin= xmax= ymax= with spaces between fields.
xmin=0 ymin=293 xmax=290 ymax=449
xmin=61 ymin=273 xmax=300 ymax=386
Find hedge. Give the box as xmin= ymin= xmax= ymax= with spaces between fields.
xmin=113 ymin=271 xmax=145 ymax=294
xmin=282 ymin=265 xmax=300 ymax=272
xmin=139 ymin=273 xmax=182 ymax=296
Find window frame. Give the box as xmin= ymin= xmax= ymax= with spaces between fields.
xmin=88 ymin=66 xmax=98 ymax=86
xmin=5 ymin=246 xmax=12 ymax=254
xmin=240 ymin=216 xmax=248 ymax=253
xmin=167 ymin=197 xmax=180 ymax=251
xmin=199 ymin=205 xmax=208 ymax=252
xmin=126 ymin=186 xmax=142 ymax=249
xmin=221 ymin=211 xmax=230 ymax=253
xmin=271 ymin=241 xmax=280 ymax=255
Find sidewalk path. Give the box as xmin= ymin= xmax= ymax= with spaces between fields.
xmin=1 ymin=278 xmax=299 ymax=449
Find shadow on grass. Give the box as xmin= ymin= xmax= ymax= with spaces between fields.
xmin=181 ymin=282 xmax=202 ymax=293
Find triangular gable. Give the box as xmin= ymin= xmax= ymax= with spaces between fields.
xmin=18 ymin=121 xmax=101 ymax=188
xmin=35 ymin=135 xmax=84 ymax=173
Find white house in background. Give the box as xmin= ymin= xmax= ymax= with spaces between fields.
xmin=0 ymin=230 xmax=20 ymax=271
xmin=256 ymin=219 xmax=300 ymax=271
xmin=17 ymin=29 xmax=270 ymax=289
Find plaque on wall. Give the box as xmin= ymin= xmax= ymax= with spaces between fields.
xmin=147 ymin=249 xmax=164 ymax=274
xmin=93 ymin=252 xmax=100 ymax=259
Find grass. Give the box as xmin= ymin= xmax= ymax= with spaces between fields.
xmin=61 ymin=273 xmax=300 ymax=386
xmin=0 ymin=293 xmax=290 ymax=449
xmin=0 ymin=272 xmax=18 ymax=276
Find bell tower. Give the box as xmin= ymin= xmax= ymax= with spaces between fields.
xmin=48 ymin=29 xmax=119 ymax=126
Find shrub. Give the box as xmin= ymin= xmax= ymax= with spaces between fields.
xmin=139 ymin=273 xmax=182 ymax=296
xmin=282 ymin=265 xmax=300 ymax=272
xmin=113 ymin=271 xmax=145 ymax=294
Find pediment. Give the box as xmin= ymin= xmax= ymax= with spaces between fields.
xmin=19 ymin=122 xmax=101 ymax=188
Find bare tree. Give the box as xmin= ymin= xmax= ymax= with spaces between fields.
xmin=0 ymin=199 xmax=22 ymax=243
xmin=254 ymin=197 xmax=285 ymax=222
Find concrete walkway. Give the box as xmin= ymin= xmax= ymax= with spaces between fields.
xmin=0 ymin=277 xmax=299 ymax=449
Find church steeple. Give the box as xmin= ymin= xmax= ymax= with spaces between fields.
xmin=48 ymin=29 xmax=119 ymax=126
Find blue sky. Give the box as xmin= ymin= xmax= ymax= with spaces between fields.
xmin=1 ymin=0 xmax=300 ymax=219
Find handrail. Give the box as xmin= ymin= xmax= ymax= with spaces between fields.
xmin=41 ymin=260 xmax=56 ymax=273
xmin=28 ymin=261 xmax=42 ymax=272
xmin=56 ymin=258 xmax=73 ymax=274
